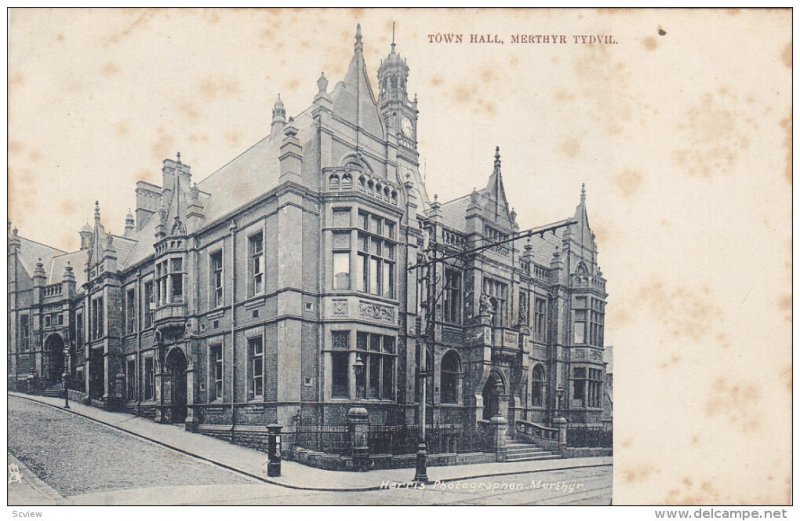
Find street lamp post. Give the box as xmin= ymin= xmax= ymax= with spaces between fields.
xmin=555 ymin=383 xmax=564 ymax=418
xmin=62 ymin=344 xmax=71 ymax=409
xmin=353 ymin=354 xmax=365 ymax=401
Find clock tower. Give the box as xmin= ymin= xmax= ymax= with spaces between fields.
xmin=378 ymin=31 xmax=418 ymax=157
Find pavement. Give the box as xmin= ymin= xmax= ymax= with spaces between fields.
xmin=8 ymin=392 xmax=612 ymax=494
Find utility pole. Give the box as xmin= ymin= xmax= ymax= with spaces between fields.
xmin=409 ymin=217 xmax=576 ymax=483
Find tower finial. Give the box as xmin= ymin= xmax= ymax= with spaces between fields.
xmin=176 ymin=151 xmax=181 ymax=164
xmin=391 ymin=22 xmax=396 ymax=52
xmin=94 ymin=200 xmax=100 ymax=222
xmin=355 ymin=23 xmax=363 ymax=51
xmin=581 ymin=183 xmax=586 ymax=204
xmin=494 ymin=146 xmax=501 ymax=170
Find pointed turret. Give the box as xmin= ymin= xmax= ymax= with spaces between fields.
xmin=271 ymin=93 xmax=286 ymax=134
xmin=485 ymin=146 xmax=510 ymax=221
xmin=124 ymin=209 xmax=135 ymax=238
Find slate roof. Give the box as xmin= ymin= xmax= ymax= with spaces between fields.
xmin=16 ymin=236 xmax=64 ymax=278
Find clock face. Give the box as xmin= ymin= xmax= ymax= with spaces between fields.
xmin=401 ymin=117 xmax=414 ymax=138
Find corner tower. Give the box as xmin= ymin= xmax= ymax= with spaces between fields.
xmin=378 ymin=25 xmax=418 ymax=155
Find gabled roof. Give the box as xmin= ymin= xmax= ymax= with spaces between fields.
xmin=48 ymin=250 xmax=87 ymax=287
xmin=331 ymin=24 xmax=384 ymax=140
xmin=16 ymin=236 xmax=64 ymax=278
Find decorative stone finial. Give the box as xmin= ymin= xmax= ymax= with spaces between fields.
xmin=284 ymin=117 xmax=298 ymax=138
xmin=494 ymin=146 xmax=501 ymax=170
xmin=176 ymin=151 xmax=182 ymax=164
xmin=94 ymin=201 xmax=100 ymax=222
xmin=354 ymin=24 xmax=363 ymax=51
xmin=581 ymin=183 xmax=586 ymax=204
xmin=317 ymin=72 xmax=328 ymax=93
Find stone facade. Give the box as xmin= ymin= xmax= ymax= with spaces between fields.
xmin=7 ymin=26 xmax=610 ymax=441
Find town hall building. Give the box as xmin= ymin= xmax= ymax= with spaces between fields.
xmin=7 ymin=26 xmax=610 ymax=449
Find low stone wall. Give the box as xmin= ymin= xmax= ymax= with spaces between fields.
xmin=291 ymin=446 xmax=495 ymax=472
xmin=561 ymin=447 xmax=612 ymax=458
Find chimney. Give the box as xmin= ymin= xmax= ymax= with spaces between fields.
xmin=135 ymin=181 xmax=162 ymax=230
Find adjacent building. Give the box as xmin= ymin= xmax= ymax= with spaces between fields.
xmin=7 ymin=26 xmax=610 ymax=437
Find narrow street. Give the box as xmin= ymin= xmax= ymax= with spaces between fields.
xmin=8 ymin=395 xmax=611 ymax=505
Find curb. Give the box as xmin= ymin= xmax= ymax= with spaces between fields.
xmin=10 ymin=393 xmax=612 ymax=493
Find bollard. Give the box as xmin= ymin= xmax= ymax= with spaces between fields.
xmin=266 ymin=424 xmax=282 ymax=477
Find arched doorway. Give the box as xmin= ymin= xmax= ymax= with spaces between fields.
xmin=482 ymin=373 xmax=504 ymax=420
xmin=43 ymin=334 xmax=65 ymax=384
xmin=164 ymin=347 xmax=188 ymax=423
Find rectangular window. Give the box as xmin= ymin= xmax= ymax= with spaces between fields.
xmin=170 ymin=258 xmax=183 ymax=302
xmin=57 ymin=313 xmax=64 ymax=326
xmin=156 ymin=260 xmax=168 ymax=305
xmin=249 ymin=233 xmax=264 ymax=296
xmin=44 ymin=315 xmax=51 ymax=328
xmin=351 ymin=213 xmax=396 ymax=298
xmin=74 ymin=312 xmax=82 ymax=347
xmin=144 ymin=357 xmax=154 ymax=400
xmin=483 ymin=277 xmax=509 ymax=327
xmin=210 ymin=251 xmax=223 ymax=308
xmin=19 ymin=315 xmax=30 ymax=351
xmin=210 ymin=345 xmax=223 ymax=401
xmin=534 ymin=297 xmax=547 ymax=342
xmin=354 ymin=332 xmax=395 ymax=401
xmin=574 ymin=308 xmax=587 ymax=344
xmin=143 ymin=281 xmax=154 ymax=328
xmin=125 ymin=288 xmax=136 ymax=334
xmin=249 ymin=337 xmax=264 ymax=399
xmin=126 ymin=359 xmax=136 ymax=401
xmin=331 ymin=331 xmax=350 ymax=398
xmin=91 ymin=297 xmax=104 ymax=339
xmin=443 ymin=268 xmax=462 ymax=324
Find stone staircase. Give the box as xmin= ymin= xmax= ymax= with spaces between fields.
xmin=505 ymin=440 xmax=562 ymax=462
xmin=41 ymin=386 xmax=63 ymax=398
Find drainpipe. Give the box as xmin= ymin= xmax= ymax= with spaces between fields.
xmin=229 ymin=220 xmax=237 ymax=442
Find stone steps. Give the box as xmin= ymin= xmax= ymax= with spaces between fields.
xmin=505 ymin=440 xmax=562 ymax=462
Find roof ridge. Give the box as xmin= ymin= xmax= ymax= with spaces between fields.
xmin=17 ymin=235 xmax=66 ymax=254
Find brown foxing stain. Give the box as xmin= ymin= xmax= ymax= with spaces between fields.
xmin=114 ymin=121 xmax=129 ymax=137
xmin=454 ymin=85 xmax=477 ymax=104
xmin=781 ymin=365 xmax=791 ymax=393
xmin=620 ymin=437 xmax=633 ymax=448
xmin=780 ymin=117 xmax=791 ymax=184
xmin=56 ymin=33 xmax=65 ymax=42
xmin=224 ymin=130 xmax=243 ymax=147
xmin=642 ymin=37 xmax=657 ymax=51
xmin=9 ymin=73 xmax=25 ymax=88
xmin=612 ymin=168 xmax=643 ymax=198
xmin=657 ymin=354 xmax=680 ymax=369
xmin=664 ymin=480 xmax=723 ymax=505
xmin=178 ymin=102 xmax=201 ymax=122
xmin=101 ymin=62 xmax=120 ymax=77
xmin=28 ymin=149 xmax=43 ymax=164
xmin=8 ymin=141 xmax=23 ymax=155
xmin=778 ymin=293 xmax=791 ymax=323
xmin=59 ymin=200 xmax=78 ymax=216
xmin=571 ymin=53 xmax=643 ymax=135
xmin=104 ymin=9 xmax=157 ymax=45
xmin=704 ymin=376 xmax=762 ymax=433
xmin=553 ymin=89 xmax=575 ymax=103
xmin=690 ymin=434 xmax=700 ymax=446
xmin=560 ymin=138 xmax=581 ymax=158
xmin=607 ymin=305 xmax=631 ymax=328
xmin=726 ymin=8 xmax=741 ymax=15
xmin=430 ymin=75 xmax=444 ymax=88
xmin=674 ymin=90 xmax=754 ymax=178
xmin=150 ymin=127 xmax=176 ymax=162
xmin=782 ymin=42 xmax=792 ymax=69
xmin=196 ymin=78 xmax=241 ymax=102
xmin=714 ymin=332 xmax=731 ymax=350
xmin=621 ymin=464 xmax=657 ymax=484
xmin=287 ymin=78 xmax=301 ymax=93
xmin=636 ymin=281 xmax=718 ymax=340
xmin=509 ymin=55 xmax=520 ymax=68
xmin=189 ymin=133 xmax=210 ymax=144
xmin=480 ymin=68 xmax=496 ymax=84
xmin=133 ymin=169 xmax=158 ymax=184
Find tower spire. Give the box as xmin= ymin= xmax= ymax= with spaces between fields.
xmin=391 ymin=22 xmax=396 ymax=53
xmin=354 ymin=23 xmax=363 ymax=52
xmin=580 ymin=183 xmax=586 ymax=204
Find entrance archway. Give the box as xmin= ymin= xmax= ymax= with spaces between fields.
xmin=164 ymin=347 xmax=188 ymax=423
xmin=43 ymin=334 xmax=65 ymax=384
xmin=482 ymin=373 xmax=504 ymax=420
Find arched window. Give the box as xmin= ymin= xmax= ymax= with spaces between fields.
xmin=342 ymin=173 xmax=353 ymax=190
xmin=532 ymin=364 xmax=546 ymax=407
xmin=440 ymin=350 xmax=461 ymax=404
xmin=329 ymin=174 xmax=340 ymax=191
